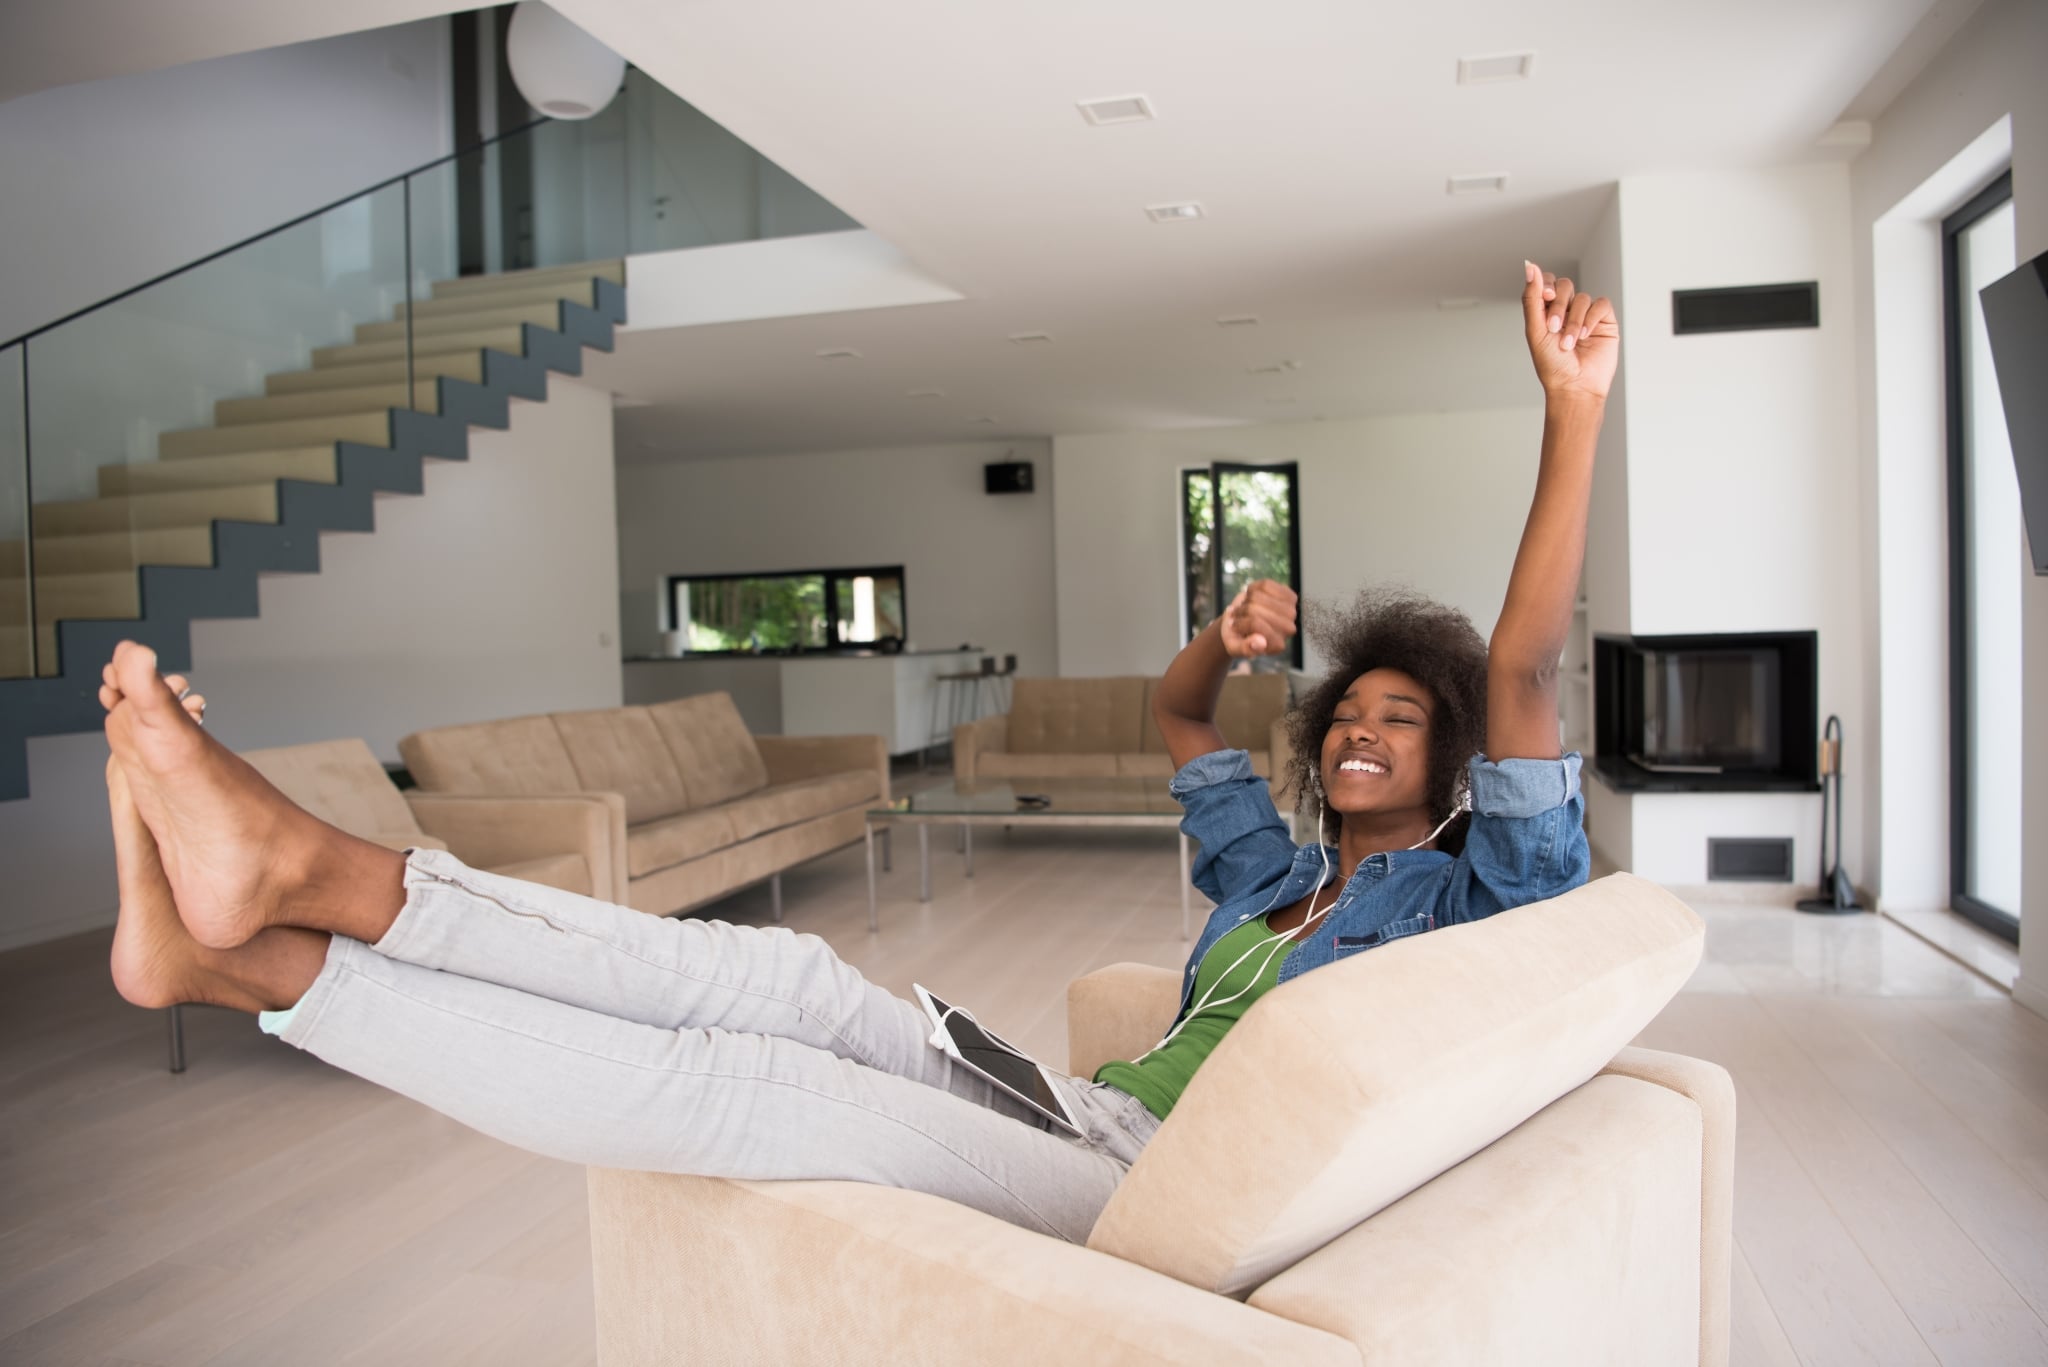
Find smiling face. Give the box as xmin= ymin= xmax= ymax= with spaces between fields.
xmin=1318 ymin=668 xmax=1437 ymax=823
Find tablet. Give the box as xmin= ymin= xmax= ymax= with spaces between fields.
xmin=912 ymin=984 xmax=1084 ymax=1136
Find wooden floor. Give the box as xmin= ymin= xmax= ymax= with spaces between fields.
xmin=2 ymin=827 xmax=2043 ymax=1364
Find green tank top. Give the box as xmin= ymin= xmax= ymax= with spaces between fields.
xmin=1095 ymin=912 xmax=1295 ymax=1121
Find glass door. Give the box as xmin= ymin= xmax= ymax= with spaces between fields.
xmin=1180 ymin=462 xmax=1302 ymax=670
xmin=1943 ymin=171 xmax=2020 ymax=941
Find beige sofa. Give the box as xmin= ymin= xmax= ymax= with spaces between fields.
xmin=586 ymin=873 xmax=1733 ymax=1365
xmin=241 ymin=738 xmax=616 ymax=898
xmin=953 ymin=674 xmax=1291 ymax=785
xmin=398 ymin=693 xmax=887 ymax=918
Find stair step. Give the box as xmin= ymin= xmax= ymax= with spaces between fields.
xmin=354 ymin=300 xmax=561 ymax=344
xmin=0 ymin=625 xmax=61 ymax=680
xmin=312 ymin=327 xmax=526 ymax=369
xmin=99 ymin=447 xmax=338 ymax=497
xmin=0 ymin=526 xmax=214 ymax=577
xmin=217 ymin=383 xmax=439 ymax=426
xmin=0 ymin=571 xmax=141 ymax=625
xmin=159 ymin=412 xmax=389 ymax=461
xmin=33 ymin=483 xmax=280 ymax=537
xmin=267 ymin=352 xmax=485 ymax=395
xmin=394 ymin=280 xmax=595 ymax=321
xmin=430 ymin=260 xmax=623 ymax=300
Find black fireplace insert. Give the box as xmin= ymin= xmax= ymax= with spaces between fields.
xmin=1592 ymin=631 xmax=1820 ymax=792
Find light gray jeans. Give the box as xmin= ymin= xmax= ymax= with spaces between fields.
xmin=267 ymin=848 xmax=1160 ymax=1243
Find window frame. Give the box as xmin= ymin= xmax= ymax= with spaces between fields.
xmin=1179 ymin=461 xmax=1304 ymax=670
xmin=1941 ymin=168 xmax=2018 ymax=944
xmin=666 ymin=564 xmax=908 ymax=654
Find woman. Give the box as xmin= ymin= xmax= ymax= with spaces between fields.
xmin=99 ymin=261 xmax=1613 ymax=1245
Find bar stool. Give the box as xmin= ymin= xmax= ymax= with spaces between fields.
xmin=925 ymin=668 xmax=986 ymax=768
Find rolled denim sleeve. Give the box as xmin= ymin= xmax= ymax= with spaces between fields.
xmin=1169 ymin=749 xmax=1299 ymax=906
xmin=1441 ymin=752 xmax=1590 ymax=925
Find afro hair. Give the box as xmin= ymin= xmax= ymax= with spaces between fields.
xmin=1284 ymin=587 xmax=1489 ymax=855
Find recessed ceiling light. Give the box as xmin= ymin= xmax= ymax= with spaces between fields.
xmin=907 ymin=388 xmax=946 ymax=399
xmin=1077 ymin=94 xmax=1155 ymax=126
xmin=1438 ymin=297 xmax=1482 ymax=310
xmin=815 ymin=347 xmax=862 ymax=359
xmin=1457 ymin=52 xmax=1536 ymax=84
xmin=1147 ymin=201 xmax=1205 ymax=223
xmin=1447 ymin=173 xmax=1509 ymax=195
xmin=1216 ymin=314 xmax=1260 ymax=327
xmin=1008 ymin=331 xmax=1054 ymax=345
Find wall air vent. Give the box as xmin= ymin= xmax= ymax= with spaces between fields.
xmin=1707 ymin=837 xmax=1795 ymax=883
xmin=1673 ymin=283 xmax=1819 ymax=335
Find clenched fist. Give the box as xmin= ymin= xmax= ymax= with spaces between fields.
xmin=1218 ymin=580 xmax=1298 ymax=659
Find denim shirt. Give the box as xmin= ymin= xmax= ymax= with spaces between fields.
xmin=1166 ymin=748 xmax=1590 ymax=1020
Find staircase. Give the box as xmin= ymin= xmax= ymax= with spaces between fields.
xmin=0 ymin=260 xmax=626 ymax=801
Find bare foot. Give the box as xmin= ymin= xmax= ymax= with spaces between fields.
xmin=100 ymin=641 xmax=406 ymax=950
xmin=106 ymin=757 xmax=327 ymax=1014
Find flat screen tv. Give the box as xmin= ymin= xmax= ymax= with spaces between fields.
xmin=1981 ymin=247 xmax=2048 ymax=574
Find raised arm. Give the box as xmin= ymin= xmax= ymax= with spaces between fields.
xmin=1152 ymin=579 xmax=1297 ymax=771
xmin=1487 ymin=261 xmax=1618 ymax=763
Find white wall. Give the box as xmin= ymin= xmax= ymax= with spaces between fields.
xmin=1584 ymin=164 xmax=1863 ymax=890
xmin=1844 ymin=0 xmax=2048 ymax=1009
xmin=1052 ymin=403 xmax=1545 ymax=680
xmin=0 ymin=377 xmax=622 ymax=950
xmin=0 ymin=17 xmax=454 ymax=343
xmin=614 ymin=440 xmax=1058 ymax=676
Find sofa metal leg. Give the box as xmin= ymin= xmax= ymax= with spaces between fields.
xmin=770 ymin=872 xmax=783 ymax=923
xmin=167 ymin=1005 xmax=186 ymax=1074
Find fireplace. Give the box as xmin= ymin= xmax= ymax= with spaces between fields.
xmin=1592 ymin=632 xmax=1819 ymax=792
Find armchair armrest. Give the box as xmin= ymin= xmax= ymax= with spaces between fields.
xmin=407 ymin=791 xmax=627 ymax=904
xmin=1599 ymin=1046 xmax=1735 ymax=1367
xmin=952 ymin=712 xmax=1009 ymax=781
xmin=1067 ymin=962 xmax=1184 ymax=1077
xmin=586 ymin=1171 xmax=1354 ymax=1366
xmin=754 ymin=733 xmax=890 ymax=803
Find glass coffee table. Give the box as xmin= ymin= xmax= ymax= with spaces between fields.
xmin=864 ymin=777 xmax=1287 ymax=940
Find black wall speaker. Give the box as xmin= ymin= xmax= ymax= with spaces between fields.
xmin=1672 ymin=282 xmax=1820 ymax=335
xmin=985 ymin=461 xmax=1035 ymax=494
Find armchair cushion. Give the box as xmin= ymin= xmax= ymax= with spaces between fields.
xmin=585 ymin=1171 xmax=1358 ymax=1367
xmin=627 ymin=807 xmax=739 ymax=879
xmin=240 ymin=738 xmax=419 ymax=838
xmin=646 ymin=694 xmax=769 ymax=808
xmin=1067 ymin=962 xmax=1184 ymax=1079
xmin=1084 ymin=873 xmax=1704 ymax=1297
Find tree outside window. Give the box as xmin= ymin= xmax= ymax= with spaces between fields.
xmin=1181 ymin=463 xmax=1301 ymax=670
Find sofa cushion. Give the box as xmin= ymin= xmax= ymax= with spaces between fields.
xmin=489 ymin=850 xmax=594 ymax=897
xmin=628 ymin=807 xmax=740 ymax=879
xmin=242 ymin=738 xmax=420 ymax=839
xmin=1141 ymin=674 xmax=1288 ymax=755
xmin=1084 ymin=872 xmax=1704 ymax=1297
xmin=647 ymin=694 xmax=770 ymax=808
xmin=981 ymin=752 xmax=1120 ymax=778
xmin=724 ymin=771 xmax=882 ymax=843
xmin=551 ymin=707 xmax=693 ymax=825
xmin=399 ymin=715 xmax=582 ymax=796
xmin=1006 ymin=678 xmax=1146 ymax=755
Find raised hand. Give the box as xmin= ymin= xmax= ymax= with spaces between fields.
xmin=1523 ymin=261 xmax=1618 ymax=402
xmin=1217 ymin=579 xmax=1298 ymax=659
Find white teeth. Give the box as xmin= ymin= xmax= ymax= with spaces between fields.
xmin=1337 ymin=759 xmax=1387 ymax=774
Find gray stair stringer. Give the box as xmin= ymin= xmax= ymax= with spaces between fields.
xmin=0 ymin=277 xmax=624 ymax=801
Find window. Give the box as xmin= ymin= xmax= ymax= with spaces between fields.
xmin=1942 ymin=170 xmax=2019 ymax=943
xmin=1180 ymin=463 xmax=1302 ymax=670
xmin=668 ymin=566 xmax=905 ymax=653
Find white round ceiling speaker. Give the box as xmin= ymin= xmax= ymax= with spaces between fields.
xmin=505 ymin=2 xmax=625 ymax=120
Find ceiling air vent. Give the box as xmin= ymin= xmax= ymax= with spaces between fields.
xmin=1673 ymin=283 xmax=1820 ymax=334
xmin=1458 ymin=52 xmax=1536 ymax=84
xmin=1447 ymin=173 xmax=1509 ymax=195
xmin=1078 ymin=94 xmax=1155 ymax=126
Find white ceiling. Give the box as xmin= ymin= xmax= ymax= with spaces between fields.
xmin=7 ymin=0 xmax=1971 ymax=460
xmin=555 ymin=0 xmax=1954 ymax=461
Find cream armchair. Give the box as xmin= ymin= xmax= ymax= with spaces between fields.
xmin=586 ymin=874 xmax=1734 ymax=1365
